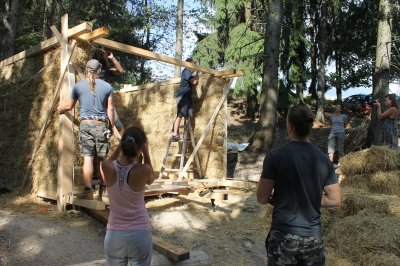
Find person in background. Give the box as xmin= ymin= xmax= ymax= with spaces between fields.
xmin=373 ymin=94 xmax=399 ymax=149
xmin=58 ymin=59 xmax=114 ymax=199
xmin=327 ymin=105 xmax=347 ymax=165
xmin=257 ymin=104 xmax=341 ymax=266
xmin=92 ymin=48 xmax=125 ymax=138
xmin=101 ymin=126 xmax=154 ymax=265
xmin=170 ymin=58 xmax=198 ymax=141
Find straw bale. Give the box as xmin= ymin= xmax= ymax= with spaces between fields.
xmin=341 ymin=170 xmax=400 ymax=196
xmin=339 ymin=146 xmax=400 ymax=176
xmin=113 ymin=74 xmax=227 ymax=179
xmin=325 ymin=213 xmax=400 ymax=266
xmin=0 ymin=43 xmax=89 ymax=192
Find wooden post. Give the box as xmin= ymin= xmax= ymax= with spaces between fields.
xmin=57 ymin=14 xmax=75 ymax=211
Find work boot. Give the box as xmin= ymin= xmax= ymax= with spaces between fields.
xmin=75 ymin=186 xmax=94 ymax=200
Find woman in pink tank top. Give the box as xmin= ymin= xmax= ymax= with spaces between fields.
xmin=101 ymin=126 xmax=155 ymax=266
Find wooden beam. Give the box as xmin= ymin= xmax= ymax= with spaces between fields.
xmin=152 ymin=236 xmax=190 ymax=262
xmin=120 ymin=78 xmax=181 ymax=93
xmin=50 ymin=25 xmax=63 ymax=44
xmin=75 ymin=26 xmax=109 ymax=41
xmin=57 ymin=14 xmax=75 ymax=212
xmin=93 ymin=38 xmax=220 ymax=75
xmin=0 ymin=21 xmax=92 ymax=67
xmin=83 ymin=209 xmax=191 ymax=262
xmin=214 ymin=69 xmax=244 ymax=77
xmin=67 ymin=21 xmax=93 ymax=38
xmin=69 ymin=197 xmax=106 ymax=210
xmin=180 ymin=80 xmax=232 ymax=178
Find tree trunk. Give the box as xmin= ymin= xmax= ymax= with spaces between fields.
xmin=174 ymin=0 xmax=184 ymax=78
xmin=1 ymin=0 xmax=19 ymax=60
xmin=367 ymin=0 xmax=392 ymax=146
xmin=140 ymin=0 xmax=151 ymax=83
xmin=335 ymin=52 xmax=342 ymax=102
xmin=315 ymin=0 xmax=327 ymax=125
xmin=252 ymin=0 xmax=282 ymax=152
xmin=308 ymin=0 xmax=318 ymax=99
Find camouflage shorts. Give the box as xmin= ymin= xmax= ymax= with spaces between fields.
xmin=79 ymin=122 xmax=110 ymax=159
xmin=265 ymin=230 xmax=325 ymax=266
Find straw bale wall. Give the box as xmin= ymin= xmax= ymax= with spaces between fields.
xmin=0 ymin=45 xmax=227 ymax=194
xmin=0 ymin=44 xmax=89 ymax=193
xmin=114 ymin=74 xmax=227 ymax=179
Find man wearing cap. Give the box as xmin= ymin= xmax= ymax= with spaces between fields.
xmin=171 ymin=58 xmax=199 ymax=141
xmin=58 ymin=59 xmax=115 ymax=199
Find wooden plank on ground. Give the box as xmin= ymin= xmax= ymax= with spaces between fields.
xmin=93 ymin=38 xmax=220 ymax=75
xmin=0 ymin=21 xmax=92 ymax=67
xmin=69 ymin=197 xmax=106 ymax=210
xmin=84 ymin=208 xmax=192 ymax=263
xmin=37 ymin=191 xmax=57 ymax=201
xmin=152 ymin=235 xmax=190 ymax=262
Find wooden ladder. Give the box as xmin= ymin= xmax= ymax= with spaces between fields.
xmin=159 ymin=118 xmax=202 ymax=180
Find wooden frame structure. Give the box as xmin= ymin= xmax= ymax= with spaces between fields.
xmin=0 ymin=14 xmax=244 ymax=211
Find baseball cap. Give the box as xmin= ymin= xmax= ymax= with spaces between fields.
xmin=86 ymin=59 xmax=102 ymax=72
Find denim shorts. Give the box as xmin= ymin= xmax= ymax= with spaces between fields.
xmin=104 ymin=229 xmax=152 ymax=266
xmin=79 ymin=122 xmax=110 ymax=158
xmin=266 ymin=229 xmax=325 ymax=266
xmin=327 ymin=132 xmax=345 ymax=155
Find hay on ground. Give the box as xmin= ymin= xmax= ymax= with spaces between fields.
xmin=339 ymin=145 xmax=400 ymax=176
xmin=341 ymin=170 xmax=400 ymax=196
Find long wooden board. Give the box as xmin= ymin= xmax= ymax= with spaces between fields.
xmin=84 ymin=208 xmax=190 ymax=262
xmin=94 ymin=38 xmax=220 ymax=75
xmin=0 ymin=22 xmax=92 ymax=67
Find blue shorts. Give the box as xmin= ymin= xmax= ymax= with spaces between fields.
xmin=104 ymin=229 xmax=152 ymax=266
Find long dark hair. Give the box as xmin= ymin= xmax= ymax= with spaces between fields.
xmin=120 ymin=127 xmax=147 ymax=158
xmin=287 ymin=104 xmax=315 ymax=138
xmin=385 ymin=94 xmax=399 ymax=109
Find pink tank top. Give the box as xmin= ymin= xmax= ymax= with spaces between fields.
xmin=107 ymin=160 xmax=150 ymax=231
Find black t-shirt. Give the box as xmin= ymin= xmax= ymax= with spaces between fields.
xmin=261 ymin=141 xmax=338 ymax=237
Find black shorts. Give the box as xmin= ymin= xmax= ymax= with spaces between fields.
xmin=177 ymin=96 xmax=193 ymax=118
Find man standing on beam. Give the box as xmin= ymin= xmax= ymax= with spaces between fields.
xmin=58 ymin=59 xmax=115 ymax=199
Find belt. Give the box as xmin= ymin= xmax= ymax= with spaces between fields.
xmin=81 ymin=120 xmax=106 ymax=124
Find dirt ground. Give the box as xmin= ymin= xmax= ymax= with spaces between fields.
xmin=0 ymin=99 xmax=368 ymax=265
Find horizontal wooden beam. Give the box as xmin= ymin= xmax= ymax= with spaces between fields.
xmin=69 ymin=196 xmax=106 ymax=210
xmin=0 ymin=22 xmax=92 ymax=67
xmin=152 ymin=236 xmax=190 ymax=262
xmin=93 ymin=38 xmax=220 ymax=75
xmin=75 ymin=26 xmax=109 ymax=41
xmin=67 ymin=22 xmax=93 ymax=38
xmin=120 ymin=78 xmax=181 ymax=93
xmin=214 ymin=69 xmax=244 ymax=77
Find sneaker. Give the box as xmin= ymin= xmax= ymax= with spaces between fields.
xmin=170 ymin=135 xmax=181 ymax=141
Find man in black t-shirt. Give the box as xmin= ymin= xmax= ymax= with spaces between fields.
xmin=170 ymin=58 xmax=198 ymax=141
xmin=257 ymin=104 xmax=341 ymax=266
